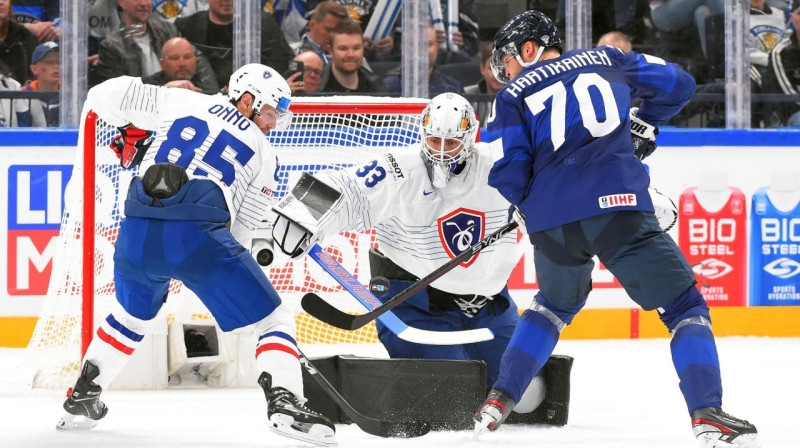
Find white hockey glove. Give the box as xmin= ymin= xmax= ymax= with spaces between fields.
xmin=271 ymin=173 xmax=342 ymax=259
xmin=507 ymin=205 xmax=527 ymax=234
xmin=630 ymin=107 xmax=658 ymax=161
xmin=649 ymin=187 xmax=678 ymax=232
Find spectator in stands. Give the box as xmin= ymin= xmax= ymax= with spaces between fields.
xmin=22 ymin=40 xmax=58 ymax=126
xmin=367 ymin=0 xmax=479 ymax=64
xmin=291 ymin=1 xmax=346 ymax=66
xmin=649 ymin=0 xmax=725 ymax=57
xmin=749 ymin=0 xmax=788 ymax=86
xmin=764 ymin=0 xmax=800 ymax=126
xmin=91 ymin=0 xmax=180 ymax=85
xmin=318 ymin=19 xmax=384 ymax=93
xmin=382 ymin=23 xmax=464 ymax=97
xmin=88 ymin=0 xmax=121 ymax=45
xmin=464 ymin=44 xmax=503 ymax=125
xmin=176 ymin=0 xmax=293 ymax=90
xmin=12 ymin=0 xmax=58 ymax=42
xmin=0 ymin=59 xmax=29 ymax=126
xmin=293 ymin=50 xmax=324 ymax=93
xmin=263 ymin=0 xmax=306 ymax=46
xmin=141 ymin=37 xmax=219 ymax=94
xmin=597 ymin=30 xmax=632 ymax=53
xmin=152 ymin=0 xmax=207 ymax=23
xmin=0 ymin=0 xmax=38 ymax=84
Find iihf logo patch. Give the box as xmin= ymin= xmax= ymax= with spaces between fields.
xmin=437 ymin=208 xmax=485 ymax=267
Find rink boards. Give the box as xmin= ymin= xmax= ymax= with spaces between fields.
xmin=1 ymin=128 xmax=800 ymax=346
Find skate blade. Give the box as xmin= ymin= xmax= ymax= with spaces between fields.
xmin=56 ymin=412 xmax=99 ymax=431
xmin=472 ymin=414 xmax=493 ymax=439
xmin=697 ymin=433 xmax=760 ymax=448
xmin=269 ymin=414 xmax=337 ymax=446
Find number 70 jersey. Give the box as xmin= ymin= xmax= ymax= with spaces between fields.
xmin=486 ymin=46 xmax=696 ymax=233
xmin=84 ymin=76 xmax=279 ymax=231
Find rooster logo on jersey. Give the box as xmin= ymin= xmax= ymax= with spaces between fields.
xmin=437 ymin=208 xmax=485 ymax=267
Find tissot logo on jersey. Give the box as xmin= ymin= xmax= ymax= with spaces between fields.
xmin=383 ymin=153 xmax=404 ymax=179
xmin=437 ymin=208 xmax=485 ymax=267
xmin=598 ymin=193 xmax=637 ymax=209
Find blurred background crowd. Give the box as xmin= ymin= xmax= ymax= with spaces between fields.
xmin=0 ymin=0 xmax=798 ymax=129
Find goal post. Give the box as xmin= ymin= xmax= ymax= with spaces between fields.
xmin=24 ymin=96 xmax=429 ymax=389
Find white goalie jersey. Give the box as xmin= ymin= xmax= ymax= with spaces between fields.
xmin=316 ymin=143 xmax=522 ymax=296
xmin=83 ymin=76 xmax=280 ymax=242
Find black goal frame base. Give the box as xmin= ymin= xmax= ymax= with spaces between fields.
xmin=301 ymin=354 xmax=573 ymax=431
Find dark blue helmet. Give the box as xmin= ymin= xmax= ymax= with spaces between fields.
xmin=491 ymin=10 xmax=563 ymax=83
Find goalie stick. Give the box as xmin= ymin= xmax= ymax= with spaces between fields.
xmin=298 ymin=349 xmax=430 ymax=438
xmin=303 ymin=220 xmax=519 ymax=332
xmin=306 ymin=244 xmax=495 ymax=345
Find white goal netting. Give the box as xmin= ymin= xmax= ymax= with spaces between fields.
xmin=24 ymin=97 xmax=428 ymax=389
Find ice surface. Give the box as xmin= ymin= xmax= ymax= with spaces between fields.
xmin=0 ymin=337 xmax=797 ymax=448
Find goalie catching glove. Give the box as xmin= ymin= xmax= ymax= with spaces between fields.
xmin=272 ymin=172 xmax=343 ymax=259
xmin=110 ymin=126 xmax=155 ymax=169
xmin=629 ymin=107 xmax=658 ymax=160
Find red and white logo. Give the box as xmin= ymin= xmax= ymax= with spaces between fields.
xmin=598 ymin=193 xmax=637 ymax=209
xmin=691 ymin=258 xmax=734 ymax=280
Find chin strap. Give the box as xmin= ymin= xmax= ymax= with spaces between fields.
xmin=518 ymin=45 xmax=546 ymax=69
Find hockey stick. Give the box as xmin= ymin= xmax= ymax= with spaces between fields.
xmin=303 ymin=220 xmax=519 ymax=332
xmin=306 ymin=244 xmax=495 ymax=345
xmin=298 ymin=349 xmax=430 ymax=438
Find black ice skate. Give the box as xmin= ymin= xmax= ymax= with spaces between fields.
xmin=56 ymin=361 xmax=108 ymax=430
xmin=258 ymin=372 xmax=336 ymax=446
xmin=691 ymin=407 xmax=760 ymax=447
xmin=473 ymin=388 xmax=516 ymax=437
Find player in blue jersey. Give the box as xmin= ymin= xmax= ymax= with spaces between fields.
xmin=56 ymin=64 xmax=336 ymax=445
xmin=473 ymin=10 xmax=759 ymax=448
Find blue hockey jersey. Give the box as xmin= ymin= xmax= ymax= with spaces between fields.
xmin=486 ymin=46 xmax=696 ymax=233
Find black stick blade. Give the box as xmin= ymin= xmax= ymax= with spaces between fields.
xmin=379 ymin=420 xmax=431 ymax=438
xmin=301 ymin=293 xmax=360 ymax=330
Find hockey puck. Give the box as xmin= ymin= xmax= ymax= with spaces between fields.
xmin=369 ymin=276 xmax=391 ymax=297
xmin=256 ymin=248 xmax=274 ymax=266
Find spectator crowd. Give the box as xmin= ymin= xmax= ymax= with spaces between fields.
xmin=0 ymin=0 xmax=799 ymax=128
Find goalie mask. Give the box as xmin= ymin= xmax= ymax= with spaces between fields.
xmin=420 ymin=93 xmax=478 ymax=189
xmin=491 ymin=10 xmax=562 ymax=84
xmin=228 ymin=63 xmax=293 ymax=131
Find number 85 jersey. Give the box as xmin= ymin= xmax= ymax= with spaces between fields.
xmin=486 ymin=46 xmax=696 ymax=233
xmin=84 ymin=76 xmax=279 ymax=234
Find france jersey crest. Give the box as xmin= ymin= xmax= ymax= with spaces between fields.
xmin=437 ymin=208 xmax=485 ymax=267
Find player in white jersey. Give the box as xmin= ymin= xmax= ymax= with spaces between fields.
xmin=56 ymin=64 xmax=336 ymax=446
xmin=270 ymin=93 xmax=549 ymax=412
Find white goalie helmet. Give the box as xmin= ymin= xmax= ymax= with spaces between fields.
xmin=420 ymin=93 xmax=479 ymax=188
xmin=228 ymin=63 xmax=293 ymax=131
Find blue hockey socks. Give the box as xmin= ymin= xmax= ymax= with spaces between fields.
xmin=660 ymin=287 xmax=723 ymax=413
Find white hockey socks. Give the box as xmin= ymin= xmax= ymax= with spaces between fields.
xmin=253 ymin=304 xmax=304 ymax=400
xmin=82 ymin=303 xmax=152 ymax=389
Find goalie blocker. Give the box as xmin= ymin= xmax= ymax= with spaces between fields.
xmin=272 ymin=172 xmax=343 ymax=259
xmin=301 ymin=354 xmax=573 ymax=430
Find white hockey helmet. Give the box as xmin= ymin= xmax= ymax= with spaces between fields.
xmin=228 ymin=63 xmax=293 ymax=131
xmin=420 ymin=93 xmax=479 ymax=188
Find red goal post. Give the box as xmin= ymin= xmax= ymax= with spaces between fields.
xmin=24 ymin=96 xmax=429 ymax=389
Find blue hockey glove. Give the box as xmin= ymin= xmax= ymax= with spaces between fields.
xmin=110 ymin=126 xmax=154 ymax=169
xmin=629 ymin=108 xmax=658 ymax=160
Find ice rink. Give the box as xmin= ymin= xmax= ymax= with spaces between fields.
xmin=1 ymin=337 xmax=797 ymax=448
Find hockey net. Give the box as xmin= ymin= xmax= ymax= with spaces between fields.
xmin=24 ymin=96 xmax=428 ymax=389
